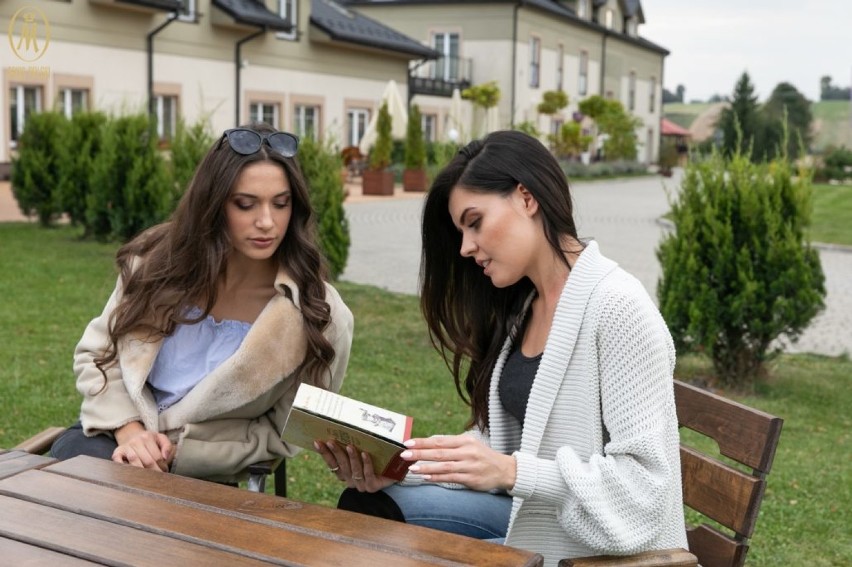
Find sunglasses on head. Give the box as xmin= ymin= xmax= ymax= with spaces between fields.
xmin=218 ymin=128 xmax=299 ymax=157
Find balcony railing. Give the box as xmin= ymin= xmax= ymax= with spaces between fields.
xmin=409 ymin=56 xmax=473 ymax=98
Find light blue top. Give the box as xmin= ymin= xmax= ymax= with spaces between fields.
xmin=147 ymin=307 xmax=252 ymax=412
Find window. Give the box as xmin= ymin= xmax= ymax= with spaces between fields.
xmin=347 ymin=108 xmax=370 ymax=147
xmin=155 ymin=94 xmax=178 ymax=141
xmin=551 ymin=118 xmax=564 ymax=137
xmin=178 ymin=0 xmax=196 ymax=22
xmin=649 ymin=76 xmax=657 ymax=112
xmin=626 ymin=17 xmax=637 ymax=36
xmin=277 ymin=0 xmax=297 ymax=40
xmin=421 ymin=113 xmax=436 ymax=143
xmin=250 ymin=102 xmax=280 ymax=128
xmin=556 ymin=44 xmax=564 ymax=92
xmin=529 ymin=36 xmax=541 ymax=88
xmin=578 ymin=50 xmax=589 ymax=96
xmin=628 ymin=71 xmax=636 ymax=111
xmin=432 ymin=32 xmax=460 ymax=81
xmin=577 ymin=0 xmax=588 ymax=19
xmin=9 ymin=85 xmax=42 ymax=147
xmin=293 ymin=104 xmax=320 ymax=139
xmin=605 ymin=9 xmax=614 ymax=29
xmin=58 ymin=88 xmax=89 ymax=119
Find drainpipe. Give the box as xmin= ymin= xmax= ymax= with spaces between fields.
xmin=599 ymin=31 xmax=607 ymax=96
xmin=658 ymin=57 xmax=665 ymax=165
xmin=235 ymin=28 xmax=266 ymax=126
xmin=147 ymin=12 xmax=178 ymax=119
xmin=510 ymin=1 xmax=521 ymax=128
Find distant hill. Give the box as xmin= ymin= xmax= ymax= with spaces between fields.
xmin=663 ymin=101 xmax=852 ymax=152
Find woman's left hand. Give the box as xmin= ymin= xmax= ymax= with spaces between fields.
xmin=400 ymin=434 xmax=516 ymax=492
xmin=315 ymin=440 xmax=397 ymax=493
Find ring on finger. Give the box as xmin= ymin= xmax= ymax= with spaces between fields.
xmin=352 ymin=475 xmax=364 ymax=481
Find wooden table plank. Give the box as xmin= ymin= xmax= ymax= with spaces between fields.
xmin=0 ymin=470 xmax=465 ymax=566
xmin=45 ymin=456 xmax=543 ymax=567
xmin=0 ymin=495 xmax=280 ymax=566
xmin=0 ymin=452 xmax=56 ymax=480
xmin=0 ymin=537 xmax=100 ymax=566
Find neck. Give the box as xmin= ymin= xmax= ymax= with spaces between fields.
xmin=220 ymin=255 xmax=278 ymax=293
xmin=529 ymin=236 xmax=581 ymax=308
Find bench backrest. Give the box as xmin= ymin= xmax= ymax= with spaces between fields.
xmin=674 ymin=380 xmax=783 ymax=567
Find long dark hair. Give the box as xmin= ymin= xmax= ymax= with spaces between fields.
xmin=420 ymin=130 xmax=579 ymax=430
xmin=95 ymin=122 xmax=335 ymax=388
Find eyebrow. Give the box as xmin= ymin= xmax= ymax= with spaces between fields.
xmin=232 ymin=191 xmax=291 ymax=199
xmin=458 ymin=207 xmax=475 ymax=227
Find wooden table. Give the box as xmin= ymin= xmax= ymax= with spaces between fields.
xmin=0 ymin=450 xmax=543 ymax=566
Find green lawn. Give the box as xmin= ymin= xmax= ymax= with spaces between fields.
xmin=811 ymin=183 xmax=852 ymax=246
xmin=0 ymin=223 xmax=849 ymax=565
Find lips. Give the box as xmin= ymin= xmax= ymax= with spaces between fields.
xmin=250 ymin=238 xmax=275 ymax=248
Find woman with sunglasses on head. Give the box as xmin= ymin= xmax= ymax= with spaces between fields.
xmin=50 ymin=123 xmax=354 ymax=483
xmin=325 ymin=130 xmax=686 ymax=565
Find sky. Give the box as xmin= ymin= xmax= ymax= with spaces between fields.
xmin=640 ymin=0 xmax=852 ymax=102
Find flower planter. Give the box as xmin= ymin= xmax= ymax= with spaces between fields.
xmin=362 ymin=169 xmax=395 ymax=196
xmin=402 ymin=169 xmax=428 ymax=192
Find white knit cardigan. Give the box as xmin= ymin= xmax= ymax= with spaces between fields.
xmin=409 ymin=241 xmax=688 ymax=566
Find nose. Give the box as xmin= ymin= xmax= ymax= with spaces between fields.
xmin=459 ymin=232 xmax=477 ymax=258
xmin=255 ymin=204 xmax=274 ymax=230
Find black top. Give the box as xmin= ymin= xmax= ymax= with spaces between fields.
xmin=498 ymin=321 xmax=542 ymax=426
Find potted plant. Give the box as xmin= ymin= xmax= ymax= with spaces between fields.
xmin=362 ymin=102 xmax=395 ymax=196
xmin=403 ymin=104 xmax=428 ymax=192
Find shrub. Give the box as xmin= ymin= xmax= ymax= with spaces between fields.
xmin=87 ymin=113 xmax=171 ymax=241
xmin=578 ymin=95 xmax=641 ymax=161
xmin=369 ymin=102 xmax=393 ymax=171
xmin=657 ymin=149 xmax=825 ymax=388
xmin=549 ymin=121 xmax=592 ymax=159
xmin=404 ymin=105 xmax=426 ymax=170
xmin=56 ymin=111 xmax=107 ymax=234
xmin=298 ymin=136 xmax=350 ymax=280
xmin=461 ymin=81 xmax=500 ymax=109
xmin=537 ymin=90 xmax=569 ymax=115
xmin=169 ymin=116 xmax=215 ymax=205
xmin=817 ymin=146 xmax=852 ymax=182
xmin=11 ymin=112 xmax=69 ymax=226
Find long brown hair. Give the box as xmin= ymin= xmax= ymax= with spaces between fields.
xmin=420 ymin=130 xmax=579 ymax=430
xmin=94 ymin=122 xmax=334 ymax=388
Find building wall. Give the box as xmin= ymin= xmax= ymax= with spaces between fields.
xmin=1 ymin=0 xmax=412 ymax=163
xmin=351 ymin=1 xmax=665 ymax=161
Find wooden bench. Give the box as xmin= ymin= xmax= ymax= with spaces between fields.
xmin=15 ymin=379 xmax=782 ymax=566
xmin=563 ymin=380 xmax=783 ymax=567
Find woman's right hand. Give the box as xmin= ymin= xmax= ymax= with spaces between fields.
xmin=315 ymin=440 xmax=397 ymax=493
xmin=112 ymin=421 xmax=174 ymax=471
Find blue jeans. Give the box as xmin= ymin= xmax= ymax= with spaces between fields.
xmin=382 ymin=484 xmax=511 ymax=541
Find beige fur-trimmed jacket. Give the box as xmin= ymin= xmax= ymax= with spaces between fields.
xmin=74 ymin=268 xmax=353 ymax=482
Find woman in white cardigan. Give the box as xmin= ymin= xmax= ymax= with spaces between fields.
xmin=51 ymin=123 xmax=353 ymax=483
xmin=322 ymin=130 xmax=686 ymax=566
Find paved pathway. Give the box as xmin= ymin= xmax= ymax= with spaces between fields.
xmin=341 ymin=171 xmax=852 ymax=357
xmin=2 ymin=176 xmax=849 ymax=356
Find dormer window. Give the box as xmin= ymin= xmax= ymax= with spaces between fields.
xmin=577 ymin=0 xmax=588 ymax=19
xmin=626 ymin=17 xmax=638 ymax=36
xmin=605 ymin=9 xmax=614 ymax=30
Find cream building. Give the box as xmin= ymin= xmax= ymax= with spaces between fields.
xmin=343 ymin=0 xmax=668 ymax=162
xmin=1 ymin=0 xmax=435 ymax=172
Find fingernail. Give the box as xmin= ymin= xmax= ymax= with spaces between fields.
xmin=400 ymin=450 xmax=413 ymax=459
xmin=346 ymin=445 xmax=354 ymax=455
xmin=326 ymin=442 xmax=336 ymax=450
xmin=403 ymin=439 xmax=415 ymax=447
xmin=409 ymin=464 xmax=420 ymax=472
xmin=313 ymin=441 xmax=321 ymax=451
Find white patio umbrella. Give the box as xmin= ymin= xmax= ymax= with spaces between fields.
xmin=445 ymin=87 xmax=465 ymax=142
xmin=358 ymin=79 xmax=408 ymax=154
